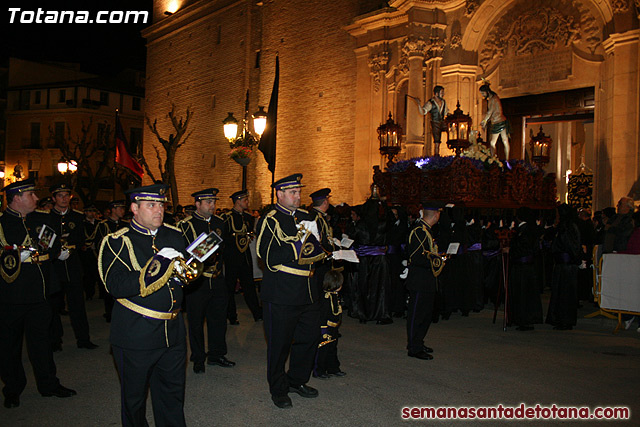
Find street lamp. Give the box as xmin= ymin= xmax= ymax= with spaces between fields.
xmin=377 ymin=112 xmax=403 ymax=166
xmin=222 ymin=90 xmax=266 ymax=189
xmin=529 ymin=126 xmax=552 ymax=167
xmin=58 ymin=158 xmax=78 ymax=174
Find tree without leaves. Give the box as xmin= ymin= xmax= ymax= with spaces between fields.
xmin=142 ymin=104 xmax=194 ymax=206
xmin=51 ymin=118 xmax=132 ymax=206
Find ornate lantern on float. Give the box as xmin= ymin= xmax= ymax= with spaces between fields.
xmin=377 ymin=112 xmax=403 ymax=164
xmin=444 ymin=101 xmax=472 ymax=156
xmin=529 ymin=126 xmax=552 ymax=167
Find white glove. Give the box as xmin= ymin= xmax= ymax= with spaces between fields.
xmin=298 ymin=220 xmax=320 ymax=242
xmin=20 ymin=250 xmax=31 ymax=262
xmin=157 ymin=247 xmax=182 ymax=260
xmin=58 ymin=249 xmax=70 ymax=261
xmin=401 ymin=259 xmax=408 ymax=267
xmin=400 ymin=267 xmax=408 ymax=279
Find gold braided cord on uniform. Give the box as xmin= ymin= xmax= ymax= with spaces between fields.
xmin=97 ymin=228 xmax=141 ymax=291
xmin=224 ymin=210 xmax=251 ymax=253
xmin=256 ymin=210 xmax=305 ymax=273
xmin=408 ymin=223 xmax=444 ymax=277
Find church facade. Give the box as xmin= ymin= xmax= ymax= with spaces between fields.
xmin=143 ymin=0 xmax=639 ymax=209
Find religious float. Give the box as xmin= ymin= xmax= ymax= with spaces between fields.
xmin=372 ymin=107 xmax=558 ymax=210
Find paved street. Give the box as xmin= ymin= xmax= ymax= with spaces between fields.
xmin=2 ymin=294 xmax=638 ymax=426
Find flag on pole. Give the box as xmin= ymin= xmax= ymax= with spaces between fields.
xmin=259 ymin=56 xmax=279 ymax=173
xmin=115 ymin=113 xmax=144 ymax=179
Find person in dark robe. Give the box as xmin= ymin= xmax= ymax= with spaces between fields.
xmin=481 ymin=215 xmax=502 ymax=308
xmin=351 ymin=197 xmax=392 ymax=324
xmin=576 ymin=208 xmax=595 ymax=302
xmin=508 ymin=207 xmax=543 ymax=331
xmin=387 ymin=206 xmax=409 ymax=318
xmin=546 ymin=204 xmax=581 ymax=330
xmin=465 ymin=212 xmax=484 ymax=312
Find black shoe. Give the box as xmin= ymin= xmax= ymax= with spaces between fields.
xmin=52 ymin=342 xmax=62 ymax=352
xmin=3 ymin=395 xmax=19 ymax=408
xmin=376 ymin=318 xmax=393 ymax=325
xmin=312 ymin=372 xmax=330 ymax=379
xmin=229 ymin=319 xmax=240 ymax=325
xmin=408 ymin=350 xmax=433 ymax=360
xmin=288 ymin=384 xmax=318 ymax=398
xmin=271 ymin=394 xmax=293 ymax=408
xmin=328 ymin=370 xmax=347 ymax=377
xmin=77 ymin=341 xmax=98 ymax=350
xmin=422 ymin=346 xmax=434 ymax=353
xmin=516 ymin=325 xmax=534 ymax=331
xmin=207 ymin=356 xmax=236 ymax=368
xmin=193 ymin=363 xmax=205 ymax=374
xmin=41 ymin=385 xmax=77 ymax=398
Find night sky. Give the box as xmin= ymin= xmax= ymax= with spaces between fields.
xmin=2 ymin=0 xmax=153 ymax=75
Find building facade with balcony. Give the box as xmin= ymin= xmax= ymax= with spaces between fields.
xmin=3 ymin=58 xmax=145 ymax=206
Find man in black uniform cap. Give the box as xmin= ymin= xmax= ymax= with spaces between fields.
xmin=94 ymin=200 xmax=127 ymax=322
xmin=48 ymin=183 xmax=97 ymax=350
xmin=178 ymin=188 xmax=235 ymax=374
xmin=0 ymin=179 xmax=76 ymax=408
xmin=406 ymin=202 xmax=445 ymax=360
xmin=257 ymin=173 xmax=327 ymax=409
xmin=223 ymin=189 xmax=262 ymax=323
xmin=98 ymin=183 xmax=188 ymax=427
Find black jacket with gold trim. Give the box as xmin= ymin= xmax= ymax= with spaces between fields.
xmin=406 ymin=219 xmax=440 ymax=292
xmin=98 ymin=219 xmax=187 ymax=350
xmin=0 ymin=208 xmax=58 ymax=304
xmin=222 ymin=209 xmax=254 ymax=266
xmin=177 ymin=212 xmax=225 ymax=297
xmin=256 ymin=204 xmax=326 ymax=305
xmin=50 ymin=207 xmax=85 ymax=282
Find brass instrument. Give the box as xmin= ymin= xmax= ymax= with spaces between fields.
xmin=172 ymin=256 xmax=204 ymax=284
xmin=2 ymin=245 xmax=42 ymax=264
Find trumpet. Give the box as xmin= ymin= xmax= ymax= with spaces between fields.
xmin=3 ymin=245 xmax=42 ymax=263
xmin=172 ymin=256 xmax=204 ymax=284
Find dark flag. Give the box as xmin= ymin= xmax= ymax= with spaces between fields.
xmin=115 ymin=113 xmax=144 ymax=179
xmin=259 ymin=56 xmax=279 ymax=173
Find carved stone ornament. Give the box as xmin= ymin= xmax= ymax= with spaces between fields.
xmin=368 ymin=51 xmax=389 ymax=93
xmin=465 ymin=0 xmax=481 ymax=17
xmin=450 ymin=32 xmax=462 ymax=49
xmin=480 ymin=6 xmax=581 ymax=71
xmin=399 ymin=35 xmax=446 ymax=74
xmin=611 ymin=0 xmax=629 ymax=13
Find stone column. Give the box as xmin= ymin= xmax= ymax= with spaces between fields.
xmin=402 ymin=38 xmax=428 ymax=159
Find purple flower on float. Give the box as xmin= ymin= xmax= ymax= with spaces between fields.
xmin=415 ymin=158 xmax=429 ymax=168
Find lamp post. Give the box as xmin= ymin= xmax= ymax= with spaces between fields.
xmin=222 ymin=90 xmax=267 ymax=189
xmin=444 ymin=101 xmax=472 ymax=156
xmin=377 ymin=112 xmax=403 ymax=167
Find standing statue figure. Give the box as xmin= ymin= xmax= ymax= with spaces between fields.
xmin=410 ymin=85 xmax=448 ymax=156
xmin=479 ymin=82 xmax=510 ymax=160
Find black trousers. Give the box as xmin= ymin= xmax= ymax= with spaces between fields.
xmin=225 ymin=259 xmax=262 ymax=321
xmin=49 ymin=278 xmax=91 ymax=345
xmin=406 ymin=289 xmax=436 ymax=353
xmin=263 ymin=301 xmax=321 ymax=397
xmin=314 ymin=339 xmax=340 ymax=375
xmin=79 ymin=249 xmax=99 ymax=300
xmin=0 ymin=302 xmax=61 ymax=397
xmin=186 ymin=288 xmax=228 ymax=363
xmin=112 ymin=341 xmax=187 ymax=427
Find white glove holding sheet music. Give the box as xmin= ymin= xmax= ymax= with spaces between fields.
xmin=297 ymin=220 xmax=320 ymax=243
xmin=58 ymin=249 xmax=70 ymax=261
xmin=157 ymin=248 xmax=182 ymax=260
xmin=13 ymin=244 xmax=31 ymax=262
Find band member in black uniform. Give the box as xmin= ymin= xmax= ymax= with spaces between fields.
xmin=80 ymin=205 xmax=99 ymax=300
xmin=98 ymin=184 xmax=189 ymax=427
xmin=49 ymin=183 xmax=97 ymax=350
xmin=223 ymin=190 xmax=262 ymax=323
xmin=94 ymin=200 xmax=127 ymax=322
xmin=257 ymin=174 xmax=327 ymax=409
xmin=406 ymin=202 xmax=445 ymax=360
xmin=178 ymin=188 xmax=235 ymax=374
xmin=308 ymin=188 xmax=337 ymax=292
xmin=0 ymin=179 xmax=77 ymax=408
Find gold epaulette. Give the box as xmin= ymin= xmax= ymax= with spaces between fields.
xmin=163 ymin=223 xmax=181 ymax=232
xmin=176 ymin=216 xmax=192 ymax=227
xmin=110 ymin=228 xmax=129 ymax=239
xmin=213 ymin=214 xmax=224 ymax=221
xmin=73 ymin=209 xmax=84 ymax=215
xmin=297 ymin=208 xmax=309 ymax=214
xmin=35 ymin=209 xmax=49 ymax=214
